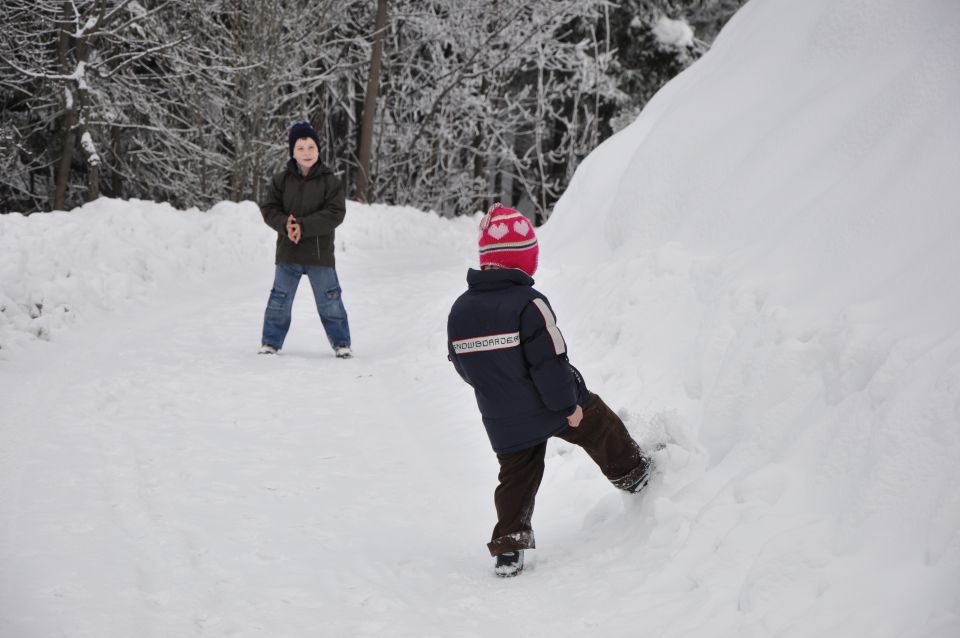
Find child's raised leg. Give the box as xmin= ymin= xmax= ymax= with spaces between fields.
xmin=557 ymin=393 xmax=651 ymax=492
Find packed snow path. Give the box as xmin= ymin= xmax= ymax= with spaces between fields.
xmin=0 ymin=203 xmax=682 ymax=637
xmin=2 ymin=192 xmax=958 ymax=636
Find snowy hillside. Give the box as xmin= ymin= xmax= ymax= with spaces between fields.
xmin=543 ymin=0 xmax=960 ymax=633
xmin=2 ymin=0 xmax=959 ymax=636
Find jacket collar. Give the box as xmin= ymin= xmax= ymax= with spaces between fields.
xmin=466 ymin=267 xmax=534 ymax=290
xmin=286 ymin=158 xmax=332 ymax=179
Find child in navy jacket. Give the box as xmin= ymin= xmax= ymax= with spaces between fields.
xmin=447 ymin=204 xmax=652 ymax=577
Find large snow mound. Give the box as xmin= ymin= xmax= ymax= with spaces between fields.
xmin=540 ymin=0 xmax=960 ymax=633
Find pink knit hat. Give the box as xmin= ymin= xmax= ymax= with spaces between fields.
xmin=478 ymin=203 xmax=539 ymax=276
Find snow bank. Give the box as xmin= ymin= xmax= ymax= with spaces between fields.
xmin=0 ymin=199 xmax=472 ymax=356
xmin=542 ymin=0 xmax=960 ymax=633
xmin=0 ymin=199 xmax=267 ymax=354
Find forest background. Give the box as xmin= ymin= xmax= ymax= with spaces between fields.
xmin=0 ymin=0 xmax=744 ymax=219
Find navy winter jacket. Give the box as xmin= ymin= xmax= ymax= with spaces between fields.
xmin=447 ymin=268 xmax=589 ymax=453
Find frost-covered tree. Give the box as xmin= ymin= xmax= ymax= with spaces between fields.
xmin=1 ymin=0 xmax=746 ymax=215
xmin=0 ymin=0 xmax=186 ymax=211
xmin=135 ymin=0 xmax=352 ymax=206
xmin=361 ymin=0 xmax=615 ymax=219
xmin=603 ymin=0 xmax=746 ymax=133
xmin=0 ymin=2 xmax=56 ymax=213
xmin=0 ymin=0 xmax=357 ymax=211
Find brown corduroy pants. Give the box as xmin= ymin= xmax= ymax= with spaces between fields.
xmin=487 ymin=392 xmax=648 ymax=556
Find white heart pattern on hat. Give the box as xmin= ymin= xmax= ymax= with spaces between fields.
xmin=488 ymin=223 xmax=509 ymax=240
xmin=513 ymin=219 xmax=530 ymax=236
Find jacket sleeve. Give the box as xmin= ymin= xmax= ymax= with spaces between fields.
xmin=520 ymin=297 xmax=578 ymax=414
xmin=447 ymin=341 xmax=471 ymax=386
xmin=299 ymin=175 xmax=346 ymax=238
xmin=260 ymin=173 xmax=287 ymax=234
xmin=447 ymin=315 xmax=472 ymax=386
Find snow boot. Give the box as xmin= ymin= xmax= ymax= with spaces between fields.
xmin=335 ymin=346 xmax=353 ymax=359
xmin=258 ymin=345 xmax=278 ymax=355
xmin=494 ymin=550 xmax=524 ymax=577
xmin=625 ymin=456 xmax=654 ymax=494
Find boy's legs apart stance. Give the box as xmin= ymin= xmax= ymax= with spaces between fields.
xmin=261 ymin=262 xmax=303 ymax=350
xmin=304 ymin=265 xmax=351 ymax=349
xmin=487 ymin=393 xmax=649 ymax=556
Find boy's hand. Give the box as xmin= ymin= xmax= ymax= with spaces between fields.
xmin=287 ymin=223 xmax=301 ymax=244
xmin=286 ymin=214 xmax=301 ymax=244
xmin=567 ymin=404 xmax=584 ymax=428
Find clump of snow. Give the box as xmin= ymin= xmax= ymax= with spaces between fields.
xmin=79 ymin=132 xmax=101 ymax=165
xmin=652 ymin=15 xmax=695 ymax=49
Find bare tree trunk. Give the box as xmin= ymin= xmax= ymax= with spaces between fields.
xmin=252 ymin=146 xmax=262 ymax=203
xmin=54 ymin=109 xmax=76 ymax=211
xmin=53 ymin=1 xmax=99 ymax=208
xmin=472 ymin=75 xmax=489 ymax=210
xmin=356 ymin=0 xmax=388 ymax=202
xmin=53 ymin=6 xmax=75 ymax=210
xmin=53 ymin=60 xmax=96 ymax=207
xmin=83 ymin=126 xmax=101 ymax=201
xmin=534 ymin=43 xmax=548 ymax=219
xmin=87 ymin=164 xmax=99 ymax=200
xmin=111 ymin=126 xmax=122 ymax=197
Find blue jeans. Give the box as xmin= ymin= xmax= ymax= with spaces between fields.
xmin=261 ymin=262 xmax=351 ymax=350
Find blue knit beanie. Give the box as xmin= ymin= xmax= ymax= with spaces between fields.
xmin=288 ymin=121 xmax=322 ymax=157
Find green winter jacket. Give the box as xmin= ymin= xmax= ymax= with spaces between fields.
xmin=260 ymin=159 xmax=346 ymax=267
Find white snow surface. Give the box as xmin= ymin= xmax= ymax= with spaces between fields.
xmin=2 ymin=0 xmax=959 ymax=636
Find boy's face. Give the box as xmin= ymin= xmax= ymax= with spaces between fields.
xmin=293 ymin=138 xmax=319 ymax=170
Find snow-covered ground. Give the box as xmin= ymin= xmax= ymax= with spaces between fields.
xmin=3 ymin=0 xmax=959 ymax=635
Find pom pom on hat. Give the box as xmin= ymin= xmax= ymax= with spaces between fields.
xmin=288 ymin=120 xmax=322 ymax=157
xmin=478 ymin=202 xmax=539 ymax=277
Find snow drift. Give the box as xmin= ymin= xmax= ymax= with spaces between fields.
xmin=0 ymin=200 xmax=469 ymax=356
xmin=541 ymin=0 xmax=960 ymax=634
xmin=0 ymin=199 xmax=270 ymax=354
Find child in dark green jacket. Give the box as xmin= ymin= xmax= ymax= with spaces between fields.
xmin=258 ymin=121 xmax=352 ymax=358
